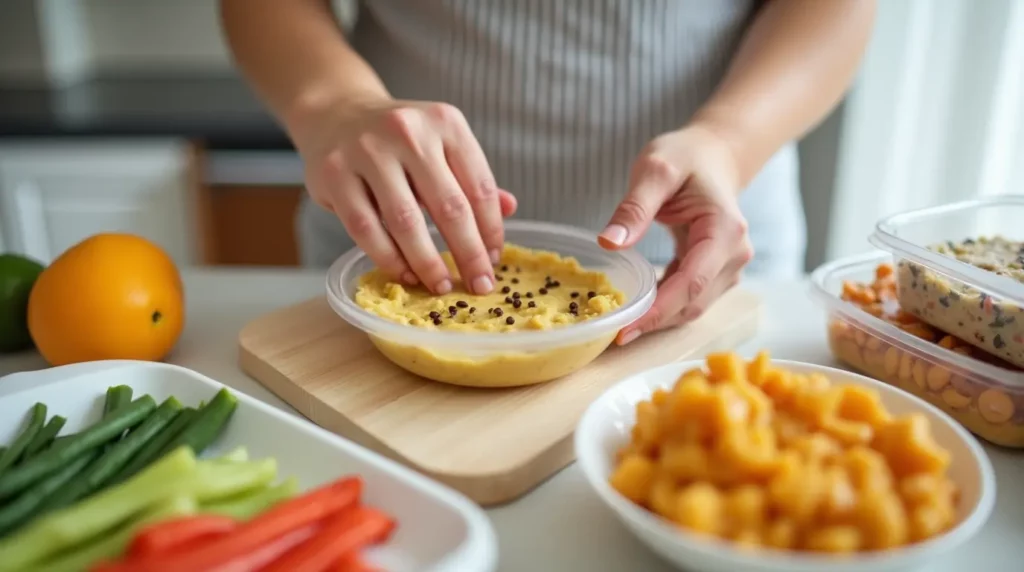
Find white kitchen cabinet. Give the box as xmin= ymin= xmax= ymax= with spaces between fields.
xmin=0 ymin=140 xmax=197 ymax=265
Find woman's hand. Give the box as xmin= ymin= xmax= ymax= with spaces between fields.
xmin=600 ymin=123 xmax=754 ymax=345
xmin=297 ymin=99 xmax=517 ymax=295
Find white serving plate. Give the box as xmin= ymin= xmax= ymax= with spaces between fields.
xmin=0 ymin=360 xmax=497 ymax=572
xmin=575 ymin=359 xmax=996 ymax=572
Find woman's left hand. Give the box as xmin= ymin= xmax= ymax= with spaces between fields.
xmin=599 ymin=123 xmax=755 ymax=345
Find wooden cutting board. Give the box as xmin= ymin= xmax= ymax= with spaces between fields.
xmin=238 ymin=288 xmax=761 ymax=506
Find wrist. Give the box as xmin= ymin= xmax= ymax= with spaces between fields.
xmin=688 ymin=105 xmax=756 ymax=189
xmin=283 ymin=80 xmax=392 ymax=147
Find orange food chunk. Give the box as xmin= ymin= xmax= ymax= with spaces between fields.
xmin=610 ymin=454 xmax=657 ymax=504
xmin=676 ymin=482 xmax=725 ymax=535
xmin=874 ymin=414 xmax=951 ymax=477
xmin=706 ymin=352 xmax=746 ymax=383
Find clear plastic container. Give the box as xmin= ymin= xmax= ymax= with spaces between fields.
xmin=326 ymin=220 xmax=657 ymax=388
xmin=870 ymin=196 xmax=1024 ymax=367
xmin=810 ymin=251 xmax=1024 ymax=448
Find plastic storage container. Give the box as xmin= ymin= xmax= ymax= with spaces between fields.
xmin=326 ymin=220 xmax=657 ymax=387
xmin=871 ymin=196 xmax=1024 ymax=368
xmin=810 ymin=252 xmax=1024 ymax=448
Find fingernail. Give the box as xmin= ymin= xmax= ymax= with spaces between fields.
xmin=599 ymin=224 xmax=628 ymax=248
xmin=489 ymin=249 xmax=501 ymax=264
xmin=402 ymin=272 xmax=419 ymax=285
xmin=619 ymin=329 xmax=641 ymax=346
xmin=472 ymin=275 xmax=494 ymax=294
xmin=434 ymin=279 xmax=453 ymax=294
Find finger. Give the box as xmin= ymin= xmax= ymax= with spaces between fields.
xmin=319 ymin=152 xmax=415 ymax=284
xmin=658 ymin=258 xmax=680 ymax=286
xmin=442 ymin=116 xmax=506 ymax=264
xmin=600 ymin=154 xmax=687 ymax=250
xmin=407 ymin=144 xmax=496 ymax=294
xmin=499 ymin=190 xmax=518 ymax=217
xmin=618 ymin=229 xmax=726 ymax=344
xmin=359 ymin=153 xmax=453 ymax=294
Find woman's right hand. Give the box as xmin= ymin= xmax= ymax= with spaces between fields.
xmin=296 ymin=99 xmax=516 ymax=295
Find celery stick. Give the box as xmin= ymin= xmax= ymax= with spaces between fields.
xmin=213 ymin=445 xmax=249 ymax=463
xmin=201 ymin=477 xmax=299 ymax=521
xmin=0 ymin=446 xmax=197 ymax=571
xmin=192 ymin=457 xmax=278 ymax=503
xmin=41 ymin=495 xmax=198 ymax=572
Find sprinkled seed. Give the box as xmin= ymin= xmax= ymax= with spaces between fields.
xmin=513 ymin=299 xmax=522 ymax=309
xmin=496 ymin=274 xmax=504 ymax=281
xmin=511 ymin=278 xmax=519 ymax=284
xmin=429 ymin=311 xmax=441 ymax=319
xmin=528 ymin=301 xmax=536 ymax=308
xmin=469 ymin=307 xmax=476 ymax=314
xmin=512 ymin=292 xmax=520 ymax=299
xmin=526 ymin=292 xmax=534 ymax=298
xmin=570 ymin=292 xmax=579 ymax=298
xmin=539 ymin=288 xmax=548 ymax=295
xmin=506 ymin=316 xmax=515 ymax=325
xmin=545 ymin=275 xmax=551 ymax=281
xmin=587 ymin=291 xmax=596 ymax=298
xmin=505 ymin=296 xmax=514 ymax=304
xmin=551 ymin=280 xmax=561 ymax=287
xmin=432 ymin=317 xmax=443 ymax=325
xmin=501 ymin=265 xmax=509 ymax=271
xmin=569 ymin=302 xmax=578 ymax=311
xmin=494 ymin=308 xmax=504 ymax=317
xmin=456 ymin=300 xmax=468 ymax=308
xmin=501 ymin=286 xmax=511 ymax=294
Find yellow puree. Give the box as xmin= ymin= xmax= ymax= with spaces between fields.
xmin=355 ymin=245 xmax=626 ymax=387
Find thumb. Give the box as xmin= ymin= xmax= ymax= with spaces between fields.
xmin=600 ymin=156 xmax=686 ymax=250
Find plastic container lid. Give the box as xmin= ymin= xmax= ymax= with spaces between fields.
xmin=869 ymin=196 xmax=1024 ymax=305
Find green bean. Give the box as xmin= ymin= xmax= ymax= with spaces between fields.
xmin=0 ymin=450 xmax=98 ymax=537
xmin=21 ymin=416 xmax=66 ymax=461
xmin=0 ymin=404 xmax=46 ymax=476
xmin=40 ymin=397 xmax=183 ymax=513
xmin=108 ymin=407 xmax=196 ymax=485
xmin=0 ymin=396 xmax=155 ymax=500
xmin=158 ymin=389 xmax=237 ymax=458
xmin=103 ymin=386 xmax=133 ymax=418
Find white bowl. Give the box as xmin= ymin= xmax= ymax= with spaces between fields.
xmin=574 ymin=359 xmax=996 ymax=572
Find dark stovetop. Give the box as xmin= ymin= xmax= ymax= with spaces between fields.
xmin=0 ymin=73 xmax=293 ymax=150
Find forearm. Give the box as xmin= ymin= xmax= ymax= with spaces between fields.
xmin=219 ymin=0 xmax=391 ymax=144
xmin=693 ymin=0 xmax=876 ymax=187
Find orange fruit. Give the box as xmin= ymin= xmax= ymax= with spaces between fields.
xmin=27 ymin=233 xmax=184 ymax=366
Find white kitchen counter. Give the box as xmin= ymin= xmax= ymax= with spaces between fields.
xmin=0 ymin=268 xmax=1021 ymax=570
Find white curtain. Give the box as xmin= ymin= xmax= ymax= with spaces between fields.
xmin=826 ymin=0 xmax=1024 ymax=260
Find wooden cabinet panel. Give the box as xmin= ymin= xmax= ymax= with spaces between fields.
xmin=202 ymin=185 xmax=304 ymax=266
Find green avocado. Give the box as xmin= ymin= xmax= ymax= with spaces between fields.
xmin=0 ymin=253 xmax=46 ymax=352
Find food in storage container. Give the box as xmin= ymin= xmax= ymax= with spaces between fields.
xmin=810 ymin=252 xmax=1024 ymax=448
xmin=327 ymin=220 xmax=657 ymax=388
xmin=871 ymin=197 xmax=1024 ymax=368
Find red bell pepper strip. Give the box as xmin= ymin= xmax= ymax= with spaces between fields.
xmin=128 ymin=515 xmax=238 ymax=557
xmin=332 ymin=553 xmax=382 ymax=572
xmin=261 ymin=506 xmax=395 ymax=572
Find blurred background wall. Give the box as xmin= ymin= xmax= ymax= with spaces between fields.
xmin=0 ymin=0 xmax=1020 ymax=270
